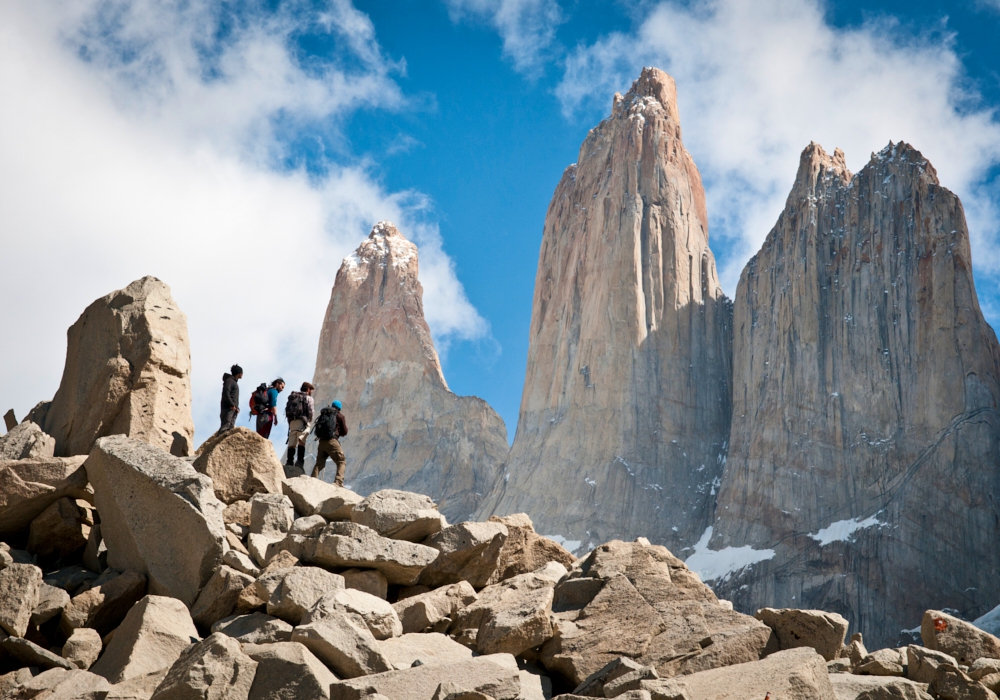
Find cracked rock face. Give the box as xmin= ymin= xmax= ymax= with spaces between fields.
xmin=31 ymin=276 xmax=194 ymax=457
xmin=477 ymin=67 xmax=733 ymax=552
xmin=711 ymin=142 xmax=1000 ymax=648
xmin=311 ymin=222 xmax=508 ymax=523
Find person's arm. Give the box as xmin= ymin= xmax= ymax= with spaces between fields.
xmin=268 ymin=388 xmax=279 ymax=416
xmin=337 ymin=413 xmax=348 ymax=437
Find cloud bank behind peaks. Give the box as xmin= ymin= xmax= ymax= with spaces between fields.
xmin=557 ymin=0 xmax=1000 ymax=294
xmin=0 ymin=1 xmax=488 ymax=443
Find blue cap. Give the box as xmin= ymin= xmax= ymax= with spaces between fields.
xmin=331 ymin=400 xmax=342 ymax=410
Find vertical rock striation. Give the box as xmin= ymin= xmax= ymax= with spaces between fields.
xmin=312 ymin=222 xmax=508 ymax=522
xmin=32 ymin=276 xmax=194 ymax=457
xmin=711 ymin=142 xmax=1000 ymax=648
xmin=478 ymin=68 xmax=733 ymax=551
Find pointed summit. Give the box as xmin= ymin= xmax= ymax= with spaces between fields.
xmin=477 ymin=68 xmax=732 ymax=551
xmin=312 ymin=222 xmax=507 ymax=521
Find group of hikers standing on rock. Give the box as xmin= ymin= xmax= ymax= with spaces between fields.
xmin=217 ymin=364 xmax=349 ymax=486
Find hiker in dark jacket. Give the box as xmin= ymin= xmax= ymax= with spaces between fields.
xmin=218 ymin=364 xmax=243 ymax=433
xmin=313 ymin=400 xmax=348 ymax=485
xmin=255 ymin=378 xmax=284 ymax=439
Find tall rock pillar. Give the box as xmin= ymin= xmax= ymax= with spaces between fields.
xmin=312 ymin=221 xmax=508 ymax=522
xmin=478 ymin=68 xmax=733 ymax=551
xmin=711 ymin=142 xmax=1000 ymax=648
xmin=33 ymin=276 xmax=195 ymax=457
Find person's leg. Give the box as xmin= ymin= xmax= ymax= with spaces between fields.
xmin=312 ymin=441 xmax=329 ymax=479
xmin=331 ymin=439 xmax=346 ymax=487
xmin=219 ymin=408 xmax=236 ymax=433
xmin=295 ymin=445 xmax=305 ymax=467
xmin=285 ymin=446 xmax=296 ymax=466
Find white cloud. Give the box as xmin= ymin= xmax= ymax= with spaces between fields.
xmin=0 ymin=1 xmax=487 ymax=445
xmin=445 ymin=0 xmax=564 ymax=75
xmin=556 ymin=0 xmax=1000 ymax=295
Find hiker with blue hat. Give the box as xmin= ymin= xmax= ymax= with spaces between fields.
xmin=312 ymin=399 xmax=349 ymax=485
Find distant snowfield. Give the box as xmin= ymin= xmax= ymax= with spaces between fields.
xmin=975 ymin=604 xmax=1000 ymax=636
xmin=809 ymin=514 xmax=884 ymax=546
xmin=685 ymin=526 xmax=775 ymax=582
xmin=546 ymin=534 xmax=583 ymax=553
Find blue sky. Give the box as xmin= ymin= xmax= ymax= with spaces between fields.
xmin=2 ymin=0 xmax=1000 ymax=447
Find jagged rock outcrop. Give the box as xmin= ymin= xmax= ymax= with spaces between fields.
xmin=30 ymin=277 xmax=194 ymax=457
xmin=709 ymin=142 xmax=1000 ymax=648
xmin=477 ymin=67 xmax=732 ymax=551
xmin=311 ymin=222 xmax=509 ymax=522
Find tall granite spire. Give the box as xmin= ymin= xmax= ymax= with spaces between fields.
xmin=478 ymin=68 xmax=733 ymax=551
xmin=312 ymin=221 xmax=508 ymax=522
xmin=710 ymin=142 xmax=1000 ymax=648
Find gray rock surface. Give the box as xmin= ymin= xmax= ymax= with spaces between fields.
xmin=477 ymin=68 xmax=733 ymax=552
xmin=190 ymin=565 xmax=255 ymax=628
xmin=266 ymin=566 xmax=344 ymax=625
xmin=393 ymin=581 xmax=477 ymax=634
xmin=0 ymin=421 xmax=55 ymax=460
xmin=27 ymin=496 xmax=92 ymax=558
xmin=34 ymin=276 xmax=195 ymax=457
xmin=291 ymin=610 xmax=393 ymax=679
xmin=90 ymin=595 xmax=200 ymax=684
xmin=922 ymin=610 xmax=1000 ymax=665
xmin=281 ymin=476 xmax=361 ymax=520
xmin=377 ymin=632 xmax=474 ymax=670
xmin=249 ymin=493 xmax=294 ymax=537
xmin=305 ymin=587 xmax=402 ymax=640
xmin=0 ymin=563 xmax=42 ymax=636
xmin=829 ymin=674 xmax=933 ymax=700
xmin=192 ymin=427 xmax=285 ymax=505
xmin=243 ymin=641 xmax=337 ymax=700
xmin=351 ymin=489 xmax=446 ymax=542
xmin=711 ymin=142 xmax=1000 ymax=648
xmin=0 ymin=456 xmax=89 ymax=535
xmin=63 ymin=626 xmax=103 ymax=670
xmin=60 ymin=569 xmax=147 ymax=637
xmin=85 ymin=435 xmax=227 ymax=606
xmin=311 ymin=521 xmax=439 ymax=585
xmin=1 ymin=635 xmax=76 ymax=670
xmin=311 ymin=221 xmax=508 ymax=523
xmin=755 ymin=607 xmax=849 ymax=661
xmin=149 ymin=632 xmax=257 ymax=700
xmin=420 ymin=521 xmax=508 ymax=590
xmin=211 ymin=612 xmax=293 ymax=644
xmin=327 ymin=653 xmax=521 ymax=700
xmin=676 ymin=648 xmax=835 ymax=700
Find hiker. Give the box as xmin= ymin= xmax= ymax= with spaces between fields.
xmin=313 ymin=400 xmax=349 ymax=485
xmin=218 ymin=364 xmax=243 ymax=433
xmin=252 ymin=378 xmax=284 ymax=439
xmin=284 ymin=382 xmax=315 ymax=470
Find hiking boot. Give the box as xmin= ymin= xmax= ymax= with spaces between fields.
xmin=295 ymin=445 xmax=305 ymax=469
xmin=285 ymin=447 xmax=295 ymax=467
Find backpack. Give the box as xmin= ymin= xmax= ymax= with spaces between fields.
xmin=249 ymin=384 xmax=269 ymax=416
xmin=315 ymin=407 xmax=340 ymax=440
xmin=285 ymin=391 xmax=308 ymax=422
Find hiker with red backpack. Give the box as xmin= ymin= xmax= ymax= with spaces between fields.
xmin=284 ymin=382 xmax=316 ymax=470
xmin=313 ymin=400 xmax=348 ymax=485
xmin=250 ymin=378 xmax=284 ymax=439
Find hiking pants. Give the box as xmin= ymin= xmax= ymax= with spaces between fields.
xmin=315 ymin=438 xmax=346 ymax=486
xmin=256 ymin=412 xmax=275 ymax=439
xmin=219 ymin=408 xmax=237 ymax=433
xmin=287 ymin=418 xmax=309 ymax=447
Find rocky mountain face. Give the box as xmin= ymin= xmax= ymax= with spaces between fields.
xmin=312 ymin=222 xmax=509 ymax=523
xmin=28 ymin=277 xmax=195 ymax=457
xmin=709 ymin=142 xmax=1000 ymax=649
xmin=478 ymin=68 xmax=733 ymax=551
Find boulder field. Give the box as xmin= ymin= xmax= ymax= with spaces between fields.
xmin=0 ymin=422 xmax=997 ymax=699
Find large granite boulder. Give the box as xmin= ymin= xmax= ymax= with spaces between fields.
xmin=311 ymin=221 xmax=508 ymax=523
xmin=91 ymin=595 xmax=200 ymax=683
xmin=311 ymin=521 xmax=439 ymax=585
xmin=27 ymin=496 xmax=93 ymax=558
xmin=675 ymin=647 xmax=836 ymax=700
xmin=0 ymin=456 xmax=89 ymax=536
xmin=351 ymin=489 xmax=446 ymax=542
xmin=542 ymin=540 xmax=770 ymax=685
xmin=192 ymin=428 xmax=285 ymax=504
xmin=150 ymin=632 xmax=257 ymax=700
xmin=85 ymin=435 xmax=227 ymax=606
xmin=485 ymin=514 xmax=575 ymax=586
xmin=755 ymin=608 xmax=849 ymax=661
xmin=281 ymin=476 xmax=361 ymax=520
xmin=0 ymin=563 xmax=43 ymax=636
xmin=243 ymin=641 xmax=337 ymax=700
xmin=0 ymin=421 xmax=55 ymax=460
xmin=60 ymin=569 xmax=147 ymax=637
xmin=327 ymin=653 xmax=521 ymax=700
xmin=32 ymin=276 xmax=195 ymax=457
xmin=922 ymin=610 xmax=1000 ymax=665
xmin=477 ymin=68 xmax=733 ymax=554
xmin=419 ymin=521 xmax=508 ymax=590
